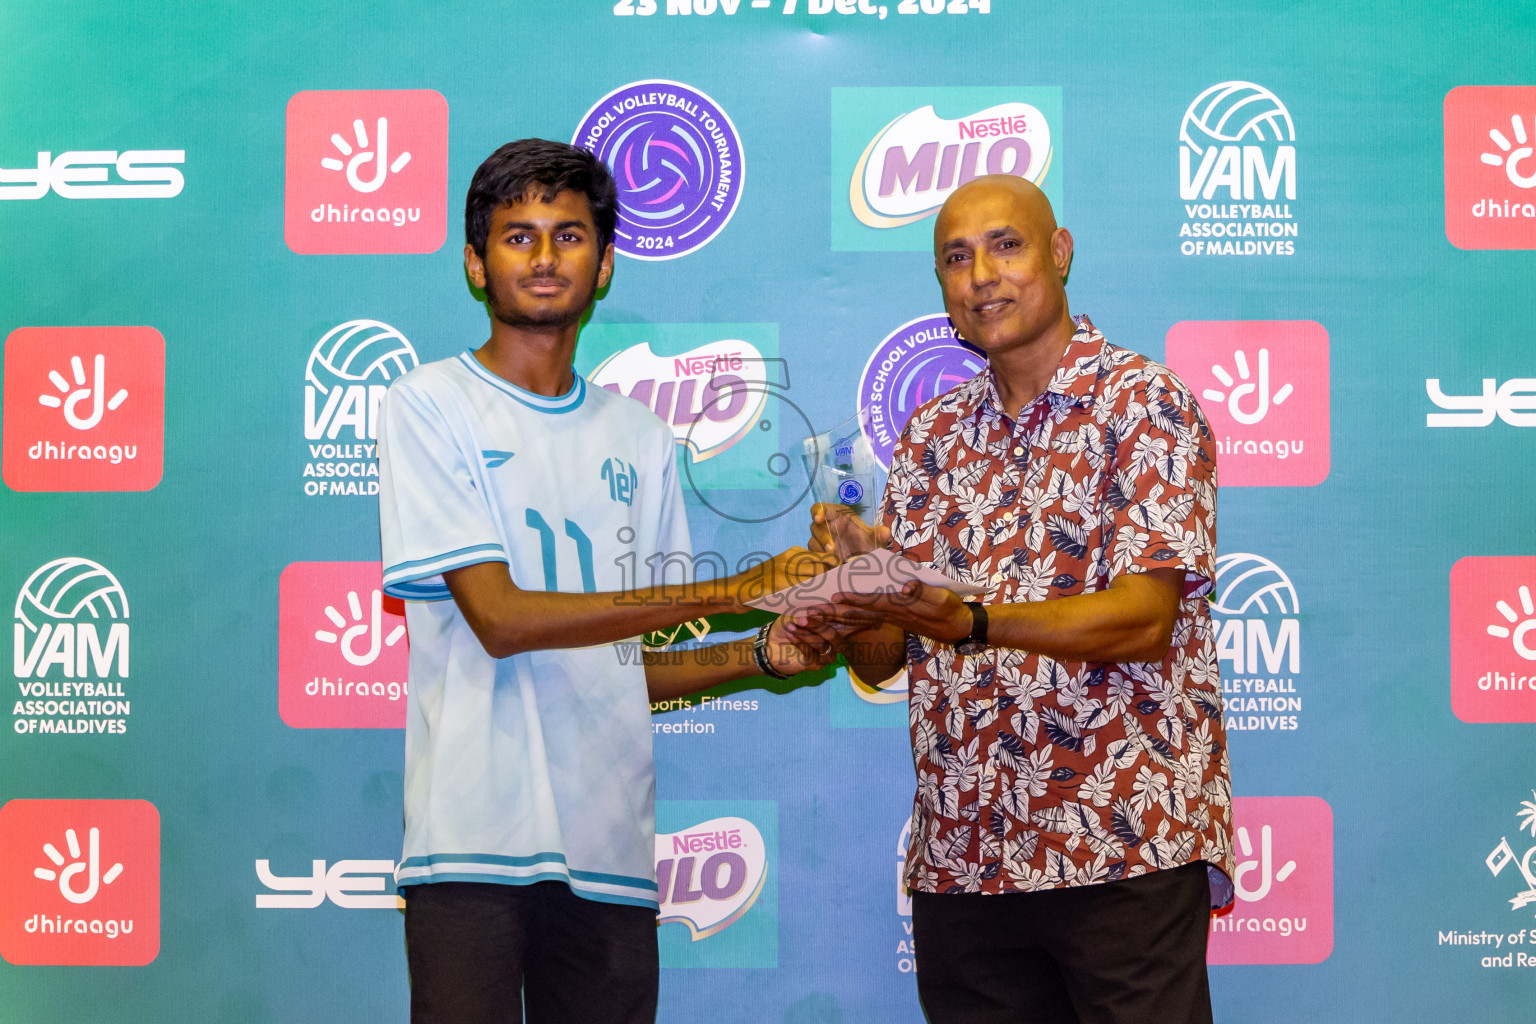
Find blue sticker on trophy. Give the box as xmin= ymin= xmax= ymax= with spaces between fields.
xmin=837 ymin=479 xmax=865 ymax=505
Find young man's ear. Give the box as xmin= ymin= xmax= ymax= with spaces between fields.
xmin=597 ymin=242 xmax=615 ymax=290
xmin=464 ymin=243 xmax=487 ymax=290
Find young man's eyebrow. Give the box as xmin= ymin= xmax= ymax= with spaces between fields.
xmin=499 ymin=219 xmax=589 ymax=233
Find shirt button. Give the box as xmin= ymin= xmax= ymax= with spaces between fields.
xmin=1012 ymin=446 xmax=1025 ymax=456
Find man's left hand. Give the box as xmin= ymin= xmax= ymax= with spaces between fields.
xmin=830 ymin=580 xmax=973 ymax=644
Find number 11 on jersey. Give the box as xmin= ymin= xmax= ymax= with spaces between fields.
xmin=525 ymin=508 xmax=596 ymax=593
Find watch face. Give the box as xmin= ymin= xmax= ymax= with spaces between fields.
xmin=955 ymin=640 xmax=987 ymax=656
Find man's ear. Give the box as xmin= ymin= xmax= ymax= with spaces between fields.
xmin=464 ymin=242 xmax=486 ymax=289
xmin=1052 ymin=227 xmax=1075 ymax=284
xmin=597 ymin=241 xmax=615 ymax=290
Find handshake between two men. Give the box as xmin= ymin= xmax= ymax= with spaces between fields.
xmin=769 ymin=502 xmax=991 ymax=686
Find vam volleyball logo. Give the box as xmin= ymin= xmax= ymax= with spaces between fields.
xmin=278 ymin=562 xmax=408 ymax=730
xmin=3 ymin=326 xmax=164 ymax=492
xmin=0 ymin=799 xmax=159 ymax=966
xmin=572 ymin=81 xmax=743 ymax=260
xmin=1178 ymin=82 xmax=1298 ymax=257
xmin=1208 ymin=796 xmax=1333 ymax=965
xmin=12 ymin=558 xmax=133 ymax=737
xmin=1164 ymin=321 xmax=1329 ymax=487
xmin=832 ymin=87 xmax=1063 ymax=251
xmin=1211 ymin=553 xmax=1303 ymax=732
xmin=655 ymin=801 xmax=775 ymax=967
xmin=1445 ymin=87 xmax=1536 ymax=249
xmin=300 ymin=319 xmax=418 ymax=497
xmin=858 ymin=314 xmax=985 ymax=468
xmin=284 ymin=89 xmax=449 ymax=255
xmin=1449 ymin=557 xmax=1536 ymax=723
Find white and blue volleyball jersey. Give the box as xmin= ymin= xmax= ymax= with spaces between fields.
xmin=377 ymin=350 xmax=690 ymax=907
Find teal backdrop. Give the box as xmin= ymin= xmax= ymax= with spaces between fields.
xmin=2 ymin=1 xmax=1535 ymax=1021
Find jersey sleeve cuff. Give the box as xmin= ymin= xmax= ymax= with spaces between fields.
xmin=383 ymin=543 xmax=509 ymax=600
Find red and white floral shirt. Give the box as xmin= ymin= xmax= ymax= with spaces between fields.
xmin=884 ymin=315 xmax=1234 ymax=905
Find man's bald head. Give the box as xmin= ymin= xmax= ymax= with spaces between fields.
xmin=930 ymin=172 xmax=1075 ymax=369
xmin=934 ymin=175 xmax=1059 ymax=257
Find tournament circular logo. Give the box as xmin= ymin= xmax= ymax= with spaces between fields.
xmin=573 ymin=80 xmax=744 ymax=261
xmin=858 ymin=314 xmax=986 ymax=469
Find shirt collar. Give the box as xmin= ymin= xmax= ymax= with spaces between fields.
xmin=963 ymin=314 xmax=1107 ymax=423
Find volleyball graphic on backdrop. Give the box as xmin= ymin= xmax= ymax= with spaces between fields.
xmin=1180 ymin=81 xmax=1295 ymax=152
xmin=1211 ymin=552 xmax=1299 ymax=616
xmin=15 ymin=557 xmax=129 ymax=631
xmin=304 ymin=319 xmax=418 ymax=393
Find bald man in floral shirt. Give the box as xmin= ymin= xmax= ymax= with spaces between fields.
xmin=814 ymin=176 xmax=1234 ymax=1024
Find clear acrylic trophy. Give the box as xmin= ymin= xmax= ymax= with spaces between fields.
xmin=801 ymin=411 xmax=886 ymax=521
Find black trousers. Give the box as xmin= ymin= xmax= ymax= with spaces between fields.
xmin=911 ymin=863 xmax=1215 ymax=1024
xmin=402 ymin=881 xmax=659 ymax=1024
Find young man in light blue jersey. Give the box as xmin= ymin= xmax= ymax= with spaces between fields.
xmin=377 ymin=139 xmax=840 ymax=1024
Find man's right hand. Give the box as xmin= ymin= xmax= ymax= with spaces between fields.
xmin=725 ymin=546 xmax=837 ymax=612
xmin=808 ymin=503 xmax=891 ymax=563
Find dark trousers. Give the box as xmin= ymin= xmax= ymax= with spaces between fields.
xmin=403 ymin=880 xmax=659 ymax=1024
xmin=911 ymin=863 xmax=1215 ymax=1024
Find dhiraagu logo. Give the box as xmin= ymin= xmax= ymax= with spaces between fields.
xmin=655 ymin=800 xmax=775 ymax=968
xmin=832 ymin=87 xmax=1063 ymax=252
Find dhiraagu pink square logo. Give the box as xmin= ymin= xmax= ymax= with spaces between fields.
xmin=278 ymin=562 xmax=408 ymax=729
xmin=1165 ymin=321 xmax=1329 ymax=487
xmin=1208 ymin=796 xmax=1333 ymax=965
xmin=0 ymin=799 xmax=160 ymax=966
xmin=1451 ymin=556 xmax=1536 ymax=723
xmin=284 ymin=89 xmax=448 ymax=255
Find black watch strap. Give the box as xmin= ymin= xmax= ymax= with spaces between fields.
xmin=955 ymin=602 xmax=988 ymax=656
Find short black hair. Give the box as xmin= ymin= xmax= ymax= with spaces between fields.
xmin=464 ymin=139 xmax=618 ymax=258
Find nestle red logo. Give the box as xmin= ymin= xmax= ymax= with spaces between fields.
xmin=1444 ymin=86 xmax=1536 ymax=250
xmin=278 ymin=562 xmax=409 ymax=729
xmin=958 ymin=115 xmax=1027 ymax=139
xmin=671 ymin=829 xmax=743 ymax=855
xmin=0 ymin=799 xmax=160 ymax=966
xmin=3 ymin=327 xmax=165 ymax=492
xmin=284 ymin=90 xmax=448 ymax=255
xmin=672 ymin=352 xmax=745 ymax=377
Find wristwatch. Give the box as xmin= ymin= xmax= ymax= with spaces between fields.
xmin=954 ymin=602 xmax=989 ymax=656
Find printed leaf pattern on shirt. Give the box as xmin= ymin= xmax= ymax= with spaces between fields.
xmin=883 ymin=316 xmax=1233 ymax=906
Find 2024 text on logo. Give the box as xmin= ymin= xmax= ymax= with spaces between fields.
xmin=3 ymin=327 xmax=164 ymax=492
